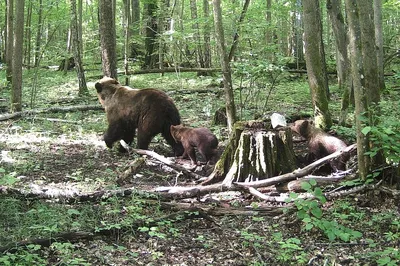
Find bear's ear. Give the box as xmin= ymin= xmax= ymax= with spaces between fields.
xmin=95 ymin=82 xmax=103 ymax=93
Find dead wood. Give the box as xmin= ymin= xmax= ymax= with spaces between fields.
xmin=116 ymin=157 xmax=147 ymax=185
xmin=126 ymin=67 xmax=221 ymax=75
xmin=130 ymin=148 xmax=203 ymax=180
xmin=0 ymin=104 xmax=103 ymax=121
xmin=234 ymin=144 xmax=357 ymax=189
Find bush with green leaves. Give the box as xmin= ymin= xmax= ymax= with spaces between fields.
xmin=288 ymin=179 xmax=363 ymax=242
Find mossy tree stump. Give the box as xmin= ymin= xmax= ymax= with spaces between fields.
xmin=204 ymin=120 xmax=297 ymax=185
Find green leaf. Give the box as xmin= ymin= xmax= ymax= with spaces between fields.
xmin=362 ymin=126 xmax=372 ymax=135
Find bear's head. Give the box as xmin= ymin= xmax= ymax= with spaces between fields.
xmin=94 ymin=77 xmax=120 ymax=107
xmin=291 ymin=120 xmax=313 ymax=138
xmin=170 ymin=124 xmax=185 ymax=143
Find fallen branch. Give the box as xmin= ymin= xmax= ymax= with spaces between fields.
xmin=234 ymin=144 xmax=357 ymax=189
xmin=130 ymin=148 xmax=204 ymax=180
xmin=0 ymin=104 xmax=103 ymax=121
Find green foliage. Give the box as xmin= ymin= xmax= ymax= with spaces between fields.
xmin=361 ymin=101 xmax=400 ymax=166
xmin=272 ymin=232 xmax=307 ymax=265
xmin=0 ymin=245 xmax=46 ymax=266
xmin=0 ymin=168 xmax=19 ymax=186
xmin=288 ymin=179 xmax=362 ymax=242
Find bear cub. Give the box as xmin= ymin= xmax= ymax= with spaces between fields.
xmin=291 ymin=119 xmax=348 ymax=171
xmin=95 ymin=77 xmax=183 ymax=155
xmin=170 ymin=125 xmax=219 ymax=165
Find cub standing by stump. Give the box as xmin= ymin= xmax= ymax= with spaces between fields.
xmin=95 ymin=77 xmax=183 ymax=155
xmin=170 ymin=125 xmax=219 ymax=165
xmin=291 ymin=119 xmax=349 ymax=171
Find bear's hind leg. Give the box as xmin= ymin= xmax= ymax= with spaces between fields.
xmin=136 ymin=130 xmax=153 ymax=150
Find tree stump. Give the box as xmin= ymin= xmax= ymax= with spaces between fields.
xmin=203 ymin=120 xmax=297 ymax=185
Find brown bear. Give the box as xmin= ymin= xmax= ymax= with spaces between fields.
xmin=291 ymin=120 xmax=348 ymax=171
xmin=170 ymin=125 xmax=219 ymax=165
xmin=95 ymin=77 xmax=183 ymax=155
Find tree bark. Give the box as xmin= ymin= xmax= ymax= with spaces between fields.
xmin=190 ymin=0 xmax=204 ymax=68
xmin=228 ymin=0 xmax=250 ymax=62
xmin=373 ymin=0 xmax=385 ymax=91
xmin=326 ymin=0 xmax=352 ymax=125
xmin=34 ymin=0 xmax=42 ymax=68
xmin=143 ymin=2 xmax=158 ymax=69
xmin=6 ymin=0 xmax=14 ymax=83
xmin=11 ymin=0 xmax=24 ymax=112
xmin=202 ymin=0 xmax=211 ymax=68
xmin=302 ymin=0 xmax=332 ymax=129
xmin=212 ymin=0 xmax=236 ymax=132
xmin=99 ymin=0 xmax=118 ymax=78
xmin=71 ymin=0 xmax=88 ymax=96
xmin=345 ymin=0 xmax=370 ymax=180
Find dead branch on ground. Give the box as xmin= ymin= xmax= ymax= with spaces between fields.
xmin=0 ymin=104 xmax=103 ymax=121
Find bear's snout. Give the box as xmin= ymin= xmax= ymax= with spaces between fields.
xmin=95 ymin=82 xmax=103 ymax=93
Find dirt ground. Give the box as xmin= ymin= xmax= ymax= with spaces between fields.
xmin=1 ymin=123 xmax=399 ymax=265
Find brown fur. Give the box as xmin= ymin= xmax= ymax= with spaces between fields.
xmin=95 ymin=77 xmax=183 ymax=155
xmin=170 ymin=125 xmax=218 ymax=165
xmin=291 ymin=120 xmax=348 ymax=171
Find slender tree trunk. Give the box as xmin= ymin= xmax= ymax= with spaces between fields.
xmin=302 ymin=0 xmax=332 ymax=129
xmin=345 ymin=0 xmax=370 ymax=180
xmin=190 ymin=0 xmax=204 ymax=67
xmin=70 ymin=0 xmax=88 ymax=96
xmin=373 ymin=0 xmax=385 ymax=91
xmin=228 ymin=0 xmax=250 ymax=62
xmin=6 ymin=0 xmax=14 ymax=83
xmin=326 ymin=0 xmax=351 ymax=125
xmin=99 ymin=0 xmax=117 ymax=78
xmin=212 ymin=0 xmax=236 ymax=132
xmin=143 ymin=2 xmax=158 ymax=69
xmin=131 ymin=0 xmax=140 ymax=36
xmin=24 ymin=0 xmax=32 ymax=68
xmin=123 ymin=0 xmax=132 ymax=84
xmin=11 ymin=0 xmax=24 ymax=112
xmin=202 ymin=0 xmax=211 ymax=68
xmin=34 ymin=0 xmax=42 ymax=67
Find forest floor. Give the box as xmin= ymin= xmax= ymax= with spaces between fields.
xmin=0 ymin=71 xmax=399 ymax=265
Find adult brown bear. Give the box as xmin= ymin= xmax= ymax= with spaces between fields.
xmin=170 ymin=125 xmax=219 ymax=165
xmin=291 ymin=120 xmax=348 ymax=171
xmin=95 ymin=77 xmax=183 ymax=155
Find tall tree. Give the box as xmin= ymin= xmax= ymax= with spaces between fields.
xmin=326 ymin=0 xmax=351 ymax=125
xmin=373 ymin=0 xmax=385 ymax=91
xmin=70 ymin=0 xmax=88 ymax=96
xmin=11 ymin=0 xmax=24 ymax=112
xmin=302 ymin=0 xmax=332 ymax=128
xmin=34 ymin=0 xmax=43 ymax=67
xmin=6 ymin=0 xmax=14 ymax=83
xmin=212 ymin=0 xmax=236 ymax=132
xmin=99 ymin=0 xmax=117 ymax=78
xmin=228 ymin=0 xmax=250 ymax=62
xmin=143 ymin=1 xmax=158 ymax=69
xmin=190 ymin=0 xmax=204 ymax=67
xmin=345 ymin=0 xmax=369 ymax=179
xmin=202 ymin=0 xmax=211 ymax=68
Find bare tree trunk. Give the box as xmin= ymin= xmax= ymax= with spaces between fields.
xmin=11 ymin=0 xmax=24 ymax=112
xmin=190 ymin=0 xmax=204 ymax=68
xmin=143 ymin=2 xmax=158 ymax=69
xmin=6 ymin=0 xmax=14 ymax=83
xmin=131 ymin=0 xmax=140 ymax=36
xmin=99 ymin=0 xmax=117 ymax=78
xmin=228 ymin=0 xmax=250 ymax=62
xmin=123 ymin=0 xmax=132 ymax=84
xmin=302 ymin=0 xmax=332 ymax=129
xmin=202 ymin=0 xmax=211 ymax=68
xmin=345 ymin=0 xmax=370 ymax=180
xmin=24 ymin=0 xmax=32 ymax=68
xmin=326 ymin=0 xmax=352 ymax=125
xmin=212 ymin=0 xmax=236 ymax=132
xmin=34 ymin=0 xmax=42 ymax=67
xmin=70 ymin=0 xmax=88 ymax=96
xmin=373 ymin=0 xmax=385 ymax=91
